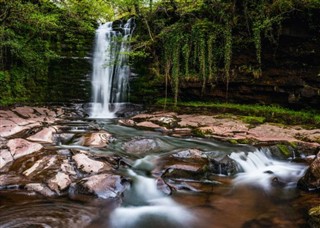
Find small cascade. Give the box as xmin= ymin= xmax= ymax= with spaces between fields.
xmin=90 ymin=18 xmax=134 ymax=118
xmin=109 ymin=169 xmax=193 ymax=228
xmin=229 ymin=148 xmax=307 ymax=190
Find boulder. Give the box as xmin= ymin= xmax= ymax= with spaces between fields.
xmin=22 ymin=155 xmax=60 ymax=178
xmin=0 ymin=174 xmax=29 ymax=188
xmin=25 ymin=183 xmax=56 ymax=197
xmin=136 ymin=121 xmax=161 ymax=129
xmin=7 ymin=138 xmax=43 ymax=159
xmin=298 ymin=152 xmax=320 ymax=191
xmin=27 ymin=127 xmax=57 ymax=143
xmin=81 ymin=131 xmax=112 ymax=148
xmin=309 ymin=206 xmax=320 ymax=228
xmin=123 ymin=138 xmax=163 ymax=154
xmin=48 ymin=172 xmax=72 ymax=193
xmin=72 ymin=173 xmax=125 ymax=199
xmin=73 ymin=153 xmax=111 ymax=174
xmin=0 ymin=149 xmax=13 ymax=169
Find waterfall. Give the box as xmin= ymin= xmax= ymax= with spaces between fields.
xmin=229 ymin=148 xmax=307 ymax=190
xmin=90 ymin=18 xmax=134 ymax=118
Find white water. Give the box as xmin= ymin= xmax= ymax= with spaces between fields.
xmin=90 ymin=19 xmax=134 ymax=118
xmin=229 ymin=148 xmax=307 ymax=190
xmin=109 ymin=169 xmax=194 ymax=228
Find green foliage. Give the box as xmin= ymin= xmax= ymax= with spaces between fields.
xmin=155 ymin=99 xmax=320 ymax=127
xmin=0 ymin=0 xmax=109 ymax=105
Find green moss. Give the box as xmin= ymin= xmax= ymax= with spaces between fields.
xmin=277 ymin=144 xmax=291 ymax=157
xmin=309 ymin=206 xmax=320 ymax=227
xmin=240 ymin=116 xmax=266 ymax=125
xmin=155 ymin=99 xmax=320 ymax=127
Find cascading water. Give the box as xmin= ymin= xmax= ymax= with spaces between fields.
xmin=229 ymin=148 xmax=307 ymax=190
xmin=109 ymin=169 xmax=194 ymax=228
xmin=90 ymin=19 xmax=134 ymax=118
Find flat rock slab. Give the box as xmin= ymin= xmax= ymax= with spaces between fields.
xmin=27 ymin=127 xmax=58 ymax=144
xmin=25 ymin=183 xmax=56 ymax=197
xmin=48 ymin=172 xmax=72 ymax=193
xmin=73 ymin=153 xmax=112 ymax=174
xmin=80 ymin=173 xmax=126 ymax=199
xmin=122 ymin=138 xmax=163 ymax=154
xmin=7 ymin=138 xmax=43 ymax=159
xmin=80 ymin=131 xmax=112 ymax=148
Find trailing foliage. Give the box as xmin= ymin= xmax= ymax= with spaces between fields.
xmin=126 ymin=0 xmax=320 ymax=106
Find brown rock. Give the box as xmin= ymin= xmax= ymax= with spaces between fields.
xmin=23 ymin=155 xmax=58 ymax=177
xmin=123 ymin=138 xmax=162 ymax=154
xmin=79 ymin=173 xmax=125 ymax=199
xmin=118 ymin=119 xmax=136 ymax=127
xmin=25 ymin=183 xmax=56 ymax=197
xmin=73 ymin=153 xmax=111 ymax=174
xmin=0 ymin=173 xmax=28 ymax=187
xmin=136 ymin=121 xmax=161 ymax=129
xmin=172 ymin=149 xmax=204 ymax=159
xmin=81 ymin=131 xmax=111 ymax=148
xmin=27 ymin=127 xmax=57 ymax=143
xmin=48 ymin=172 xmax=72 ymax=193
xmin=12 ymin=106 xmax=37 ymax=118
xmin=298 ymin=152 xmax=320 ymax=191
xmin=0 ymin=149 xmax=13 ymax=169
xmin=7 ymin=138 xmax=43 ymax=159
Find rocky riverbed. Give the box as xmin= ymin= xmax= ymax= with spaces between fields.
xmin=1 ymin=105 xmax=320 ymax=227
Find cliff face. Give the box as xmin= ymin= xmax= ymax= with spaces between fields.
xmin=130 ymin=6 xmax=320 ymax=109
xmin=179 ymin=18 xmax=320 ymax=108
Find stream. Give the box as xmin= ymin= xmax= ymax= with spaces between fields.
xmin=0 ymin=115 xmax=317 ymax=228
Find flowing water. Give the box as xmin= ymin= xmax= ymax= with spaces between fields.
xmin=1 ymin=19 xmax=318 ymax=227
xmin=0 ymin=118 xmax=318 ymax=228
xmin=91 ymin=19 xmax=134 ymax=118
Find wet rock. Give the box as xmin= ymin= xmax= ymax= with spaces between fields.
xmin=60 ymin=160 xmax=77 ymax=176
xmin=207 ymin=155 xmax=237 ymax=176
xmin=172 ymin=128 xmax=192 ymax=136
xmin=48 ymin=172 xmax=72 ymax=193
xmin=80 ymin=131 xmax=112 ymax=148
xmin=0 ymin=149 xmax=13 ymax=169
xmin=72 ymin=173 xmax=125 ymax=199
xmin=0 ymin=173 xmax=29 ymax=189
xmin=25 ymin=183 xmax=56 ymax=197
xmin=172 ymin=149 xmax=204 ymax=159
xmin=123 ymin=138 xmax=163 ymax=154
xmin=136 ymin=121 xmax=161 ymax=129
xmin=54 ymin=133 xmax=75 ymax=145
xmin=309 ymin=206 xmax=320 ymax=228
xmin=298 ymin=152 xmax=320 ymax=191
xmin=12 ymin=106 xmax=35 ymax=118
xmin=0 ymin=119 xmax=35 ymax=138
xmin=27 ymin=127 xmax=57 ymax=144
xmin=73 ymin=153 xmax=112 ymax=174
xmin=22 ymin=155 xmax=60 ymax=178
xmin=7 ymin=138 xmax=43 ymax=159
xmin=118 ymin=119 xmax=136 ymax=127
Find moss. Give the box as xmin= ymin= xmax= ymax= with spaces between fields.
xmin=276 ymin=144 xmax=291 ymax=157
xmin=240 ymin=116 xmax=266 ymax=125
xmin=308 ymin=206 xmax=320 ymax=227
xmin=228 ymin=139 xmax=239 ymax=144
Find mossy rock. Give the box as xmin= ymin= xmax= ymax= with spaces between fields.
xmin=276 ymin=144 xmax=293 ymax=158
xmin=308 ymin=206 xmax=320 ymax=228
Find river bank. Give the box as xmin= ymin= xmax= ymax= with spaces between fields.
xmin=1 ymin=105 xmax=320 ymax=227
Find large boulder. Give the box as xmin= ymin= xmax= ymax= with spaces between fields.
xmin=72 ymin=153 xmax=112 ymax=174
xmin=298 ymin=152 xmax=320 ymax=191
xmin=71 ymin=173 xmax=126 ymax=199
xmin=122 ymin=138 xmax=164 ymax=154
xmin=27 ymin=127 xmax=57 ymax=144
